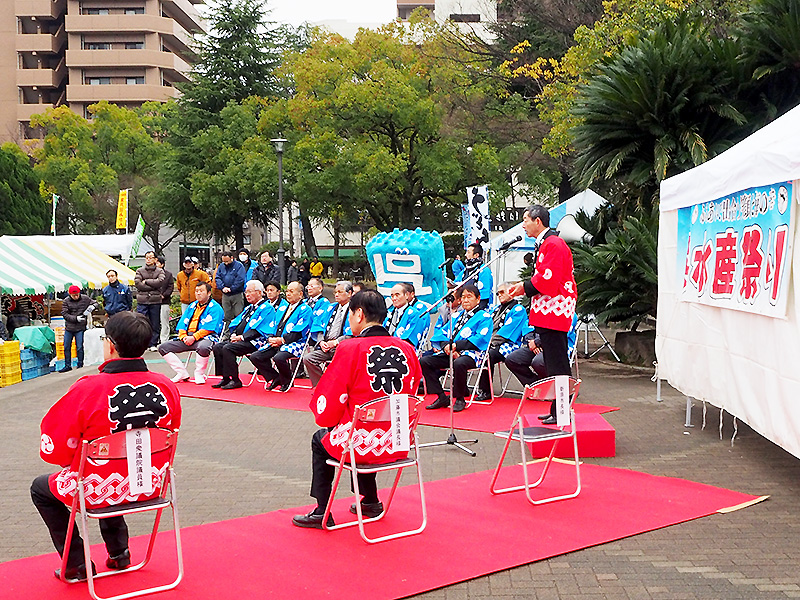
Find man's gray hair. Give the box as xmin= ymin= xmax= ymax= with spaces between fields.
xmin=336 ymin=280 xmax=354 ymax=293
xmin=246 ymin=280 xmax=265 ymax=292
xmin=497 ymin=281 xmax=512 ymax=293
xmin=524 ymin=204 xmax=550 ymax=227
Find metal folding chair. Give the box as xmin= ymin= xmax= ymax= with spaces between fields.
xmin=61 ymin=427 xmax=183 ymax=600
xmin=490 ymin=376 xmax=582 ymax=505
xmin=322 ymin=394 xmax=427 ymax=544
xmin=465 ymin=350 xmax=495 ymax=407
xmin=282 ymin=337 xmax=312 ymax=391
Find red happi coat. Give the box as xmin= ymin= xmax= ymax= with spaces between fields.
xmin=311 ymin=325 xmax=422 ymax=464
xmin=39 ymin=358 xmax=182 ymax=507
xmin=528 ymin=231 xmax=577 ymax=332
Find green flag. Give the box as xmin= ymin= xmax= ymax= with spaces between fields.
xmin=126 ymin=215 xmax=145 ymax=266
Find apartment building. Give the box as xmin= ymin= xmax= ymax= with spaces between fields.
xmin=0 ymin=0 xmax=205 ymax=142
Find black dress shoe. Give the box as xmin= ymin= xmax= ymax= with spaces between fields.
xmin=474 ymin=389 xmax=490 ymax=402
xmin=349 ymin=501 xmax=384 ymax=518
xmin=106 ymin=548 xmax=131 ymax=570
xmin=220 ymin=380 xmax=243 ymax=390
xmin=425 ymin=396 xmax=450 ymax=410
xmin=453 ymin=398 xmax=467 ymax=412
xmin=537 ymin=414 xmax=551 ymax=421
xmin=266 ymin=379 xmax=281 ymax=391
xmin=278 ymin=382 xmax=291 ymax=392
xmin=211 ymin=378 xmax=230 ymax=389
xmin=541 ymin=416 xmax=557 ymax=425
xmin=292 ymin=510 xmax=335 ymax=529
xmin=58 ymin=366 xmax=72 ymax=373
xmin=54 ymin=562 xmax=96 ymax=582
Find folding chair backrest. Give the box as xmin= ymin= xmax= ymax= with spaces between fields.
xmin=86 ymin=428 xmax=177 ymax=460
xmin=355 ymin=395 xmax=422 ymax=425
xmin=522 ymin=376 xmax=580 ymax=404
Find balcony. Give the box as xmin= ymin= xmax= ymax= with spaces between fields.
xmin=16 ymin=65 xmax=66 ymax=88
xmin=17 ymin=103 xmax=56 ymax=122
xmin=66 ymin=48 xmax=190 ymax=71
xmin=160 ymin=0 xmax=206 ymax=34
xmin=67 ymin=83 xmax=178 ymax=103
xmin=67 ymin=13 xmax=171 ymax=34
xmin=15 ymin=0 xmax=66 ymax=19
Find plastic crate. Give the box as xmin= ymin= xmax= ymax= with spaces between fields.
xmin=0 ymin=368 xmax=22 ymax=387
xmin=21 ymin=366 xmax=39 ymax=381
xmin=52 ymin=358 xmax=78 ymax=372
xmin=0 ymin=341 xmax=21 ymax=367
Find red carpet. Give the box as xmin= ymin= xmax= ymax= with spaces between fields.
xmin=176 ymin=377 xmax=619 ymax=434
xmin=1 ymin=463 xmax=764 ymax=600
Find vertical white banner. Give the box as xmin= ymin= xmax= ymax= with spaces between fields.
xmin=465 ymin=185 xmax=491 ymax=248
xmin=555 ymin=375 xmax=570 ymax=427
xmin=389 ymin=394 xmax=410 ymax=452
xmin=126 ymin=429 xmax=153 ymax=496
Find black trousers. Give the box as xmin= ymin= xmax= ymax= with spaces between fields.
xmin=520 ymin=326 xmax=570 ymax=417
xmin=249 ymin=346 xmax=294 ymax=384
xmin=31 ymin=474 xmax=128 ymax=569
xmin=420 ymin=352 xmax=477 ymax=400
xmin=478 ymin=347 xmax=505 ymax=393
xmin=310 ymin=429 xmax=378 ymax=509
xmin=212 ymin=340 xmax=257 ymax=382
xmin=136 ymin=304 xmax=160 ymax=347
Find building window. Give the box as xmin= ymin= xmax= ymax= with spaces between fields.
xmin=449 ymin=13 xmax=481 ymax=22
xmin=85 ymin=42 xmax=111 ymax=50
xmin=124 ymin=8 xmax=145 ymax=14
xmin=124 ymin=42 xmax=144 ymax=49
xmin=87 ymin=77 xmax=111 ymax=85
xmin=126 ymin=77 xmax=145 ymax=85
xmin=85 ymin=8 xmax=110 ymax=15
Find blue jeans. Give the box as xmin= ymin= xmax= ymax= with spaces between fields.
xmin=62 ymin=329 xmax=85 ymax=368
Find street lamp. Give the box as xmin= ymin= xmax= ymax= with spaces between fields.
xmin=271 ymin=137 xmax=288 ymax=286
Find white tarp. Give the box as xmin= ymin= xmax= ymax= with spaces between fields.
xmin=488 ymin=189 xmax=606 ymax=286
xmin=658 ymin=103 xmax=800 ymax=459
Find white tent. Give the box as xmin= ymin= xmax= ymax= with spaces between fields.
xmin=488 ymin=189 xmax=606 ymax=285
xmin=658 ymin=103 xmax=800 ymax=459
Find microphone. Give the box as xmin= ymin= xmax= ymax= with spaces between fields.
xmin=438 ymin=258 xmax=452 ymax=269
xmin=498 ymin=235 xmax=522 ymax=251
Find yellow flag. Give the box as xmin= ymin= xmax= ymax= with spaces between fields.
xmin=116 ymin=189 xmax=128 ymax=230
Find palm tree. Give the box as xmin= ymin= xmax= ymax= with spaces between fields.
xmin=570 ymin=17 xmax=748 ymax=214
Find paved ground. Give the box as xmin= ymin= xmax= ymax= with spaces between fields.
xmin=1 ymin=340 xmax=799 ymax=599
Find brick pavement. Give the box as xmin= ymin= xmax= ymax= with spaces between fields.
xmin=1 ymin=349 xmax=799 ymax=599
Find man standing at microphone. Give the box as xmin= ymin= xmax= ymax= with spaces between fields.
xmin=508 ymin=205 xmax=577 ymax=424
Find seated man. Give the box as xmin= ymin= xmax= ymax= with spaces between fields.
xmin=305 ymin=278 xmax=328 ymax=311
xmin=249 ymin=281 xmax=312 ymax=392
xmin=31 ymin=312 xmax=181 ymax=581
xmin=303 ymin=281 xmax=353 ymax=387
xmin=505 ymin=313 xmax=578 ymax=396
xmin=420 ymin=284 xmax=492 ymax=412
xmin=474 ymin=282 xmax=529 ymax=401
xmin=292 ymin=289 xmax=422 ymax=528
xmin=211 ymin=280 xmax=276 ymax=390
xmin=159 ymin=282 xmax=224 ymax=383
xmin=384 ymin=283 xmax=420 ymax=346
xmin=404 ymin=283 xmax=433 ymax=349
xmin=265 ymin=280 xmax=288 ymax=312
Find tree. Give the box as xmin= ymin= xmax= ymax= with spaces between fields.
xmin=570 ymin=17 xmax=748 ymax=212
xmin=0 ymin=143 xmax=49 ymax=235
xmin=278 ymin=21 xmax=509 ymax=235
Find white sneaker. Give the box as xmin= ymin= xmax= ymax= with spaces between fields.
xmin=194 ymin=373 xmax=206 ymax=385
xmin=148 ymin=346 xmax=158 ymax=352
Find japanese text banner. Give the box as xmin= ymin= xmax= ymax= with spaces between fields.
xmin=677 ymin=181 xmax=795 ymax=318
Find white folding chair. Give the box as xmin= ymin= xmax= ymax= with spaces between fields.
xmin=61 ymin=427 xmax=183 ymax=600
xmin=466 ymin=350 xmax=495 ymax=407
xmin=490 ymin=376 xmax=582 ymax=505
xmin=182 ymin=351 xmax=214 ymax=375
xmin=322 ymin=394 xmax=427 ymax=544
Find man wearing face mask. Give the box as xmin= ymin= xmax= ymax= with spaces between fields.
xmin=238 ymin=249 xmax=256 ymax=281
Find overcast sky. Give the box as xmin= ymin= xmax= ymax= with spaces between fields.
xmin=266 ymin=0 xmax=396 ymax=27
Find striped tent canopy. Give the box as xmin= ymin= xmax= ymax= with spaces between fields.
xmin=0 ymin=236 xmax=137 ymax=297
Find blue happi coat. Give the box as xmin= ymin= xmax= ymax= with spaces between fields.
xmin=312 ymin=301 xmax=353 ymax=338
xmin=490 ymin=300 xmax=529 ymax=357
xmin=308 ymin=297 xmax=333 ymax=335
xmin=176 ymin=299 xmax=225 ymax=342
xmin=456 ymin=265 xmax=494 ymax=302
xmin=430 ymin=307 xmax=492 ymax=363
xmin=229 ymin=300 xmax=277 ymax=351
xmin=384 ymin=303 xmax=419 ymax=345
xmin=270 ymin=301 xmax=312 ymax=356
xmin=406 ymin=298 xmax=432 ymax=349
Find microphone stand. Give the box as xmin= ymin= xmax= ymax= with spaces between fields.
xmin=419 ymin=243 xmax=519 ymax=456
